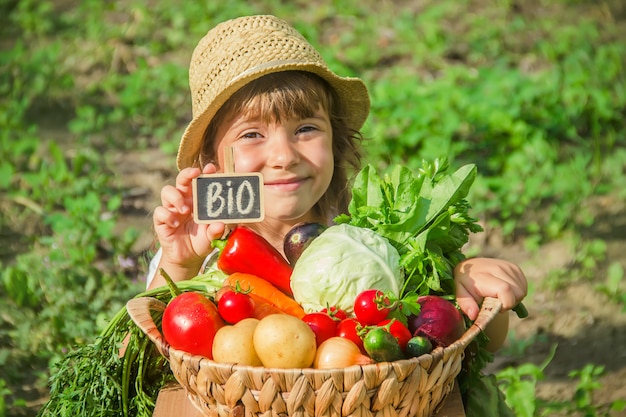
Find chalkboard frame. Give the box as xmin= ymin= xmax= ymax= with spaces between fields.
xmin=192 ymin=173 xmax=265 ymax=224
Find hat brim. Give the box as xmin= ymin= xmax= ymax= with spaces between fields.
xmin=176 ymin=61 xmax=370 ymax=170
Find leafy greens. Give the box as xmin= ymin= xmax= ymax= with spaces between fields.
xmin=335 ymin=157 xmax=483 ymax=297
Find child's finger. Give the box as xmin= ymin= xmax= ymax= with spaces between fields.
xmin=160 ymin=185 xmax=190 ymax=214
xmin=207 ymin=222 xmax=226 ymax=240
xmin=202 ymin=162 xmax=218 ymax=174
xmin=175 ymin=167 xmax=202 ymax=192
xmin=489 ymin=279 xmax=519 ymax=312
xmin=497 ymin=262 xmax=528 ymax=295
xmin=153 ymin=206 xmax=181 ymax=229
xmin=489 ymin=266 xmax=528 ymax=306
xmin=455 ymin=284 xmax=480 ymax=321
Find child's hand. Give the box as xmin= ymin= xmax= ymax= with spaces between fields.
xmin=454 ymin=257 xmax=528 ymax=320
xmin=153 ymin=164 xmax=226 ymax=280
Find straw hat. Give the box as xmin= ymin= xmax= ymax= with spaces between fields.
xmin=176 ymin=14 xmax=371 ymax=170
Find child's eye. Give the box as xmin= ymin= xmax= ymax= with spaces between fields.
xmin=297 ymin=125 xmax=318 ymax=134
xmin=240 ymin=131 xmax=262 ymax=140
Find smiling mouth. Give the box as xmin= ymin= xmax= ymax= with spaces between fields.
xmin=265 ymin=178 xmax=307 ymax=191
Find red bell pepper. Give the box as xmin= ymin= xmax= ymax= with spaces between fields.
xmin=212 ymin=226 xmax=294 ymax=296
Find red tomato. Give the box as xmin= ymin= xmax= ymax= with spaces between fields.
xmin=217 ymin=289 xmax=255 ymax=324
xmin=336 ymin=317 xmax=365 ymax=352
xmin=162 ymin=291 xmax=225 ymax=359
xmin=321 ymin=305 xmax=348 ymax=321
xmin=378 ymin=318 xmax=412 ymax=351
xmin=302 ymin=312 xmax=337 ymax=346
xmin=353 ymin=289 xmax=391 ymax=325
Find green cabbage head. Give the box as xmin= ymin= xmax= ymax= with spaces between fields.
xmin=290 ymin=223 xmax=403 ymax=314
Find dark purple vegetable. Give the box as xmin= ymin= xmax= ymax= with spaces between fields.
xmin=283 ymin=222 xmax=326 ymax=264
xmin=407 ymin=295 xmax=465 ymax=348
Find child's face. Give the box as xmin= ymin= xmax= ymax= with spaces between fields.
xmin=214 ymin=107 xmax=334 ymax=224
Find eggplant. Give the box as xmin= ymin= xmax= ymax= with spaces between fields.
xmin=283 ymin=222 xmax=326 ymax=264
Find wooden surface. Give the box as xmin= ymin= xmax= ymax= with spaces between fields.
xmin=434 ymin=384 xmax=466 ymax=417
xmin=152 ymin=382 xmax=466 ymax=417
xmin=152 ymin=383 xmax=203 ymax=417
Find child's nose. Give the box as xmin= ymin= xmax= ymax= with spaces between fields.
xmin=267 ymin=132 xmax=300 ymax=168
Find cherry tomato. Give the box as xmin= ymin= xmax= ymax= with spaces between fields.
xmin=353 ymin=289 xmax=391 ymax=325
xmin=336 ymin=317 xmax=365 ymax=352
xmin=302 ymin=312 xmax=337 ymax=346
xmin=378 ymin=318 xmax=412 ymax=351
xmin=162 ymin=291 xmax=225 ymax=359
xmin=217 ymin=289 xmax=255 ymax=324
xmin=321 ymin=305 xmax=348 ymax=321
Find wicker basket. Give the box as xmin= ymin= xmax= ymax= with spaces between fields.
xmin=127 ymin=296 xmax=501 ymax=417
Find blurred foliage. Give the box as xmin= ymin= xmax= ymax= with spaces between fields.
xmin=1 ymin=0 xmax=625 ymax=416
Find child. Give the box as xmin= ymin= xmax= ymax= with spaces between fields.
xmin=147 ymin=14 xmax=527 ymax=416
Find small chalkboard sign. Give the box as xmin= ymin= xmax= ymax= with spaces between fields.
xmin=192 ymin=173 xmax=264 ymax=224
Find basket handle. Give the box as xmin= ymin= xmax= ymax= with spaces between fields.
xmin=453 ymin=296 xmax=502 ymax=349
xmin=126 ymin=297 xmax=171 ymax=359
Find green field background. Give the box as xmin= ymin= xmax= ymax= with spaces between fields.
xmin=1 ymin=1 xmax=625 ymax=416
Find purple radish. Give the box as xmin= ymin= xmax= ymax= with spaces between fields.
xmin=407 ymin=295 xmax=466 ymax=348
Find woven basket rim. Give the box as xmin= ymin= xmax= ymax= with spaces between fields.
xmin=126 ymin=295 xmax=502 ymax=372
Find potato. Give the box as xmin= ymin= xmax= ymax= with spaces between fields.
xmin=212 ymin=318 xmax=262 ymax=366
xmin=253 ymin=314 xmax=316 ymax=368
xmin=235 ymin=317 xmax=261 ymax=333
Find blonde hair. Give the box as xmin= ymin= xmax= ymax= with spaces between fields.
xmin=197 ymin=71 xmax=363 ymax=220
